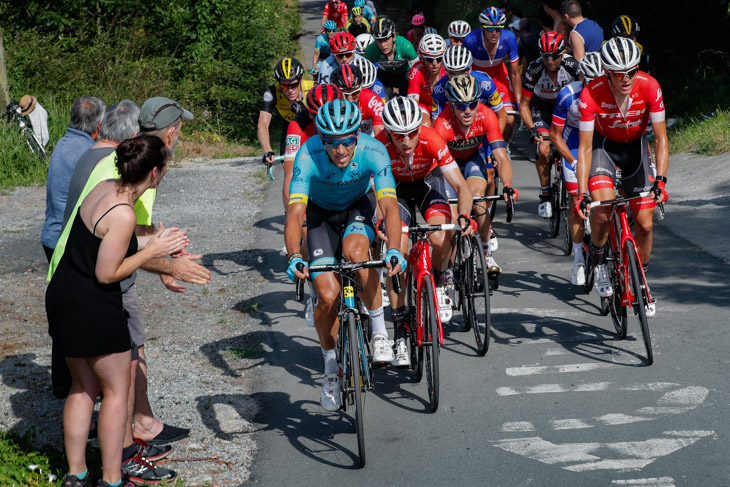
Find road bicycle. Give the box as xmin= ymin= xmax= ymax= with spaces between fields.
xmin=586 ymin=192 xmax=659 ymax=365
xmin=3 ymin=101 xmax=48 ymax=159
xmin=547 ymin=147 xmax=571 ymax=255
xmin=295 ymin=258 xmax=400 ymax=467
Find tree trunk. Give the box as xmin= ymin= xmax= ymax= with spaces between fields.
xmin=0 ymin=28 xmax=10 ymax=109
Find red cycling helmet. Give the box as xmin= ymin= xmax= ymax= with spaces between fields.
xmin=305 ymin=84 xmax=343 ymax=114
xmin=330 ymin=31 xmax=357 ymax=54
xmin=538 ymin=31 xmax=566 ymax=56
xmin=331 ymin=64 xmax=363 ymax=91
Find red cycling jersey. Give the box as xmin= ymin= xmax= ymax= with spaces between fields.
xmin=407 ymin=61 xmax=446 ymax=116
xmin=284 ymin=113 xmax=316 ymax=158
xmin=579 ymin=72 xmax=665 ymax=143
xmin=357 ymin=88 xmax=384 ymax=134
xmin=433 ymin=103 xmax=505 ymax=160
xmin=375 ymin=125 xmax=458 ymax=182
xmin=323 ymin=1 xmax=348 ymax=28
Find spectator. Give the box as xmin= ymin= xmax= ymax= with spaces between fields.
xmin=542 ymin=1 xmax=571 ymax=44
xmin=321 ymin=0 xmax=348 ymax=29
xmin=19 ymin=95 xmax=49 ymax=147
xmin=562 ymin=0 xmax=603 ymax=60
xmin=41 ymin=96 xmax=105 ymax=262
xmin=518 ymin=18 xmax=540 ymax=70
xmin=501 ymin=3 xmax=522 ymax=33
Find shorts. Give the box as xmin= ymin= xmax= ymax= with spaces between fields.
xmin=588 ymin=133 xmax=656 ymax=212
xmin=306 ymin=193 xmax=377 ymax=277
xmin=122 ymin=284 xmax=144 ymax=351
xmin=457 ymin=149 xmax=489 ymax=182
xmin=530 ymin=98 xmax=554 ymax=134
xmin=484 ymin=65 xmax=516 ymax=110
xmin=395 ymin=171 xmax=452 ymax=225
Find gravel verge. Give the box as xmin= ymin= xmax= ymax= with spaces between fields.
xmin=0 ymin=156 xmax=270 ymax=486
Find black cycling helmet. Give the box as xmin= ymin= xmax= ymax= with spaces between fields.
xmin=612 ymin=15 xmax=640 ymax=38
xmin=274 ymin=57 xmax=304 ymax=83
xmin=331 ymin=64 xmax=363 ymax=92
xmin=372 ymin=17 xmax=397 ymax=40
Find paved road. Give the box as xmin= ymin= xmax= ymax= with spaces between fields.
xmin=246 ymin=3 xmax=730 ymax=484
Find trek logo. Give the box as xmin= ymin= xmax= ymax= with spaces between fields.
xmin=598 ymin=108 xmax=646 ymax=119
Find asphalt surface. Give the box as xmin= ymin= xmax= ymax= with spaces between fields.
xmin=246 ymin=2 xmax=730 ymax=484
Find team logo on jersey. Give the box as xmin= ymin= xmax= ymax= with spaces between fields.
xmin=293 ymin=166 xmax=302 ymax=178
xmin=263 ymin=91 xmax=274 ymax=102
xmin=437 ymin=146 xmax=449 ymax=160
xmin=655 ymin=88 xmax=662 ymax=102
xmin=601 ymin=102 xmax=617 ymax=109
xmin=434 ymin=84 xmax=444 ymax=94
xmin=351 ymin=161 xmax=358 ymax=170
xmin=482 ymin=80 xmax=493 ymax=91
xmin=313 ymin=249 xmax=324 ymax=257
xmin=578 ymin=100 xmax=587 ymax=109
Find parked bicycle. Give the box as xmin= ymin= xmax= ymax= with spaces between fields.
xmin=3 ymin=101 xmax=48 ymax=159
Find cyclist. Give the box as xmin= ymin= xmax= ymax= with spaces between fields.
xmin=354 ymin=0 xmax=376 ymax=24
xmin=312 ymin=21 xmax=338 ymax=74
xmin=463 ymin=7 xmax=522 ymax=146
xmin=446 ymin=20 xmax=471 ymax=47
xmin=434 ymin=74 xmax=516 ymax=279
xmin=321 ymin=0 xmax=348 ymax=29
xmin=407 ymin=33 xmax=447 ymax=124
xmin=407 ymin=13 xmax=428 ymax=49
xmin=549 ymin=52 xmax=603 ymax=286
xmin=285 ymin=99 xmax=405 ymax=410
xmin=520 ymin=31 xmax=579 ymax=218
xmin=352 ymin=56 xmax=388 ymax=102
xmin=355 ymin=33 xmax=375 ymax=55
xmin=375 ymin=96 xmax=476 ymax=348
xmin=611 ymin=15 xmax=650 ymax=73
xmin=330 ymin=64 xmax=384 ymax=136
xmin=258 ymin=57 xmax=313 ymax=167
xmin=365 ymin=17 xmax=419 ymax=97
xmin=318 ymin=31 xmax=363 ymax=84
xmin=575 ymin=37 xmax=668 ymax=318
xmin=347 ymin=7 xmax=370 ymax=37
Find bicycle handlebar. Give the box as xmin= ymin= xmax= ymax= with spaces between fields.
xmin=266 ymin=155 xmax=286 ymax=181
xmin=294 ymin=259 xmax=402 ymax=302
xmin=404 ymin=223 xmax=460 ymax=233
xmin=588 ymin=191 xmax=652 ymax=208
xmin=447 ymin=193 xmax=515 ymax=222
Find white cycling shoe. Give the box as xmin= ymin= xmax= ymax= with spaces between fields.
xmin=320 ymin=374 xmax=341 ymax=411
xmin=646 ymin=301 xmax=656 ymax=318
xmin=372 ymin=334 xmax=394 ymax=363
xmin=392 ymin=338 xmax=411 ymax=367
xmin=571 ymin=262 xmax=586 ymax=286
xmin=488 ymin=226 xmax=498 ymax=252
xmin=538 ymin=200 xmax=553 ymax=219
xmin=594 ymin=264 xmax=613 ymax=298
xmin=486 ymin=254 xmax=501 ymax=275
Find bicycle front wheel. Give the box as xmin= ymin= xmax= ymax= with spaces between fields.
xmin=420 ymin=276 xmax=440 ymax=412
xmin=560 ymin=181 xmax=572 ymax=255
xmin=346 ymin=311 xmax=366 ymax=466
xmin=549 ymin=181 xmax=560 ymax=238
xmin=607 ymin=244 xmax=627 ymax=337
xmin=455 ymin=234 xmax=471 ymax=331
xmin=626 ymin=241 xmax=653 ymax=365
xmin=406 ymin=266 xmax=423 ymax=382
xmin=468 ymin=235 xmax=491 ymax=356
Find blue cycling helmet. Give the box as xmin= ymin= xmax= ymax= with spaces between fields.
xmin=354 ymin=0 xmax=365 ymax=7
xmin=315 ymin=99 xmax=362 ymax=136
xmin=323 ymin=20 xmax=337 ymax=32
xmin=479 ymin=7 xmax=506 ymax=27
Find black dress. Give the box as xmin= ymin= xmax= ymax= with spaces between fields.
xmin=46 ymin=204 xmax=137 ymax=358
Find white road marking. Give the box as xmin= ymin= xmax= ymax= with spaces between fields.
xmin=502 ymin=421 xmax=536 ymax=432
xmin=612 ymin=478 xmax=675 ymax=487
xmin=497 ymin=381 xmax=614 ymax=396
xmin=506 ymin=362 xmax=615 ymax=376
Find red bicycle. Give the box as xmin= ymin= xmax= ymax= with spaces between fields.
xmin=587 ymin=192 xmax=658 ymax=365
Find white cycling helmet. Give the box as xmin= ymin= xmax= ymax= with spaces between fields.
xmin=419 ymin=33 xmax=446 ymax=57
xmin=601 ymin=36 xmax=641 ymax=72
xmin=448 ymin=20 xmax=471 ymax=38
xmin=352 ymin=57 xmax=378 ymax=89
xmin=579 ymin=51 xmax=604 ymax=82
xmin=382 ymin=96 xmax=422 ymax=133
xmin=355 ymin=33 xmax=375 ymax=54
xmin=424 ymin=26 xmax=438 ymax=35
xmin=443 ymin=45 xmax=473 ymax=72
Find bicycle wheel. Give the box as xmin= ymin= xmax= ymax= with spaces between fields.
xmin=626 ymin=241 xmax=653 ymax=365
xmin=467 ymin=235 xmax=491 ymax=356
xmin=548 ymin=181 xmax=560 ymax=238
xmin=582 ymin=238 xmax=594 ymax=294
xmin=346 ymin=311 xmax=366 ymax=466
xmin=455 ymin=234 xmax=471 ymax=331
xmin=560 ymin=181 xmax=572 ymax=255
xmin=608 ymin=246 xmax=627 ymax=338
xmin=406 ymin=267 xmax=423 ymax=382
xmin=420 ymin=275 xmax=440 ymax=412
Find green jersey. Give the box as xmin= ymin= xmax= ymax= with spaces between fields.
xmin=364 ymin=35 xmax=417 ymax=75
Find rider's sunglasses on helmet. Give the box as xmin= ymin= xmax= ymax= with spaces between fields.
xmin=280 ymin=80 xmax=301 ymax=90
xmin=541 ymin=52 xmax=563 ymax=61
xmin=609 ymin=67 xmax=639 ymax=81
xmin=452 ymin=101 xmax=479 ymax=112
xmin=390 ymin=128 xmax=420 ymax=142
xmin=335 ymin=51 xmax=355 ymax=59
xmin=322 ymin=133 xmax=359 ymax=148
xmin=423 ymin=56 xmax=443 ymax=64
xmin=482 ymin=25 xmax=503 ymax=32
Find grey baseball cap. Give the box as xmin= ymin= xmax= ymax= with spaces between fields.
xmin=138 ymin=96 xmax=193 ymax=130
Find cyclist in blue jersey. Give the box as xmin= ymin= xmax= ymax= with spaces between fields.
xmin=285 ymin=99 xmax=406 ymax=411
xmin=549 ymin=52 xmax=603 ymax=286
xmin=312 ymin=21 xmax=338 ymax=74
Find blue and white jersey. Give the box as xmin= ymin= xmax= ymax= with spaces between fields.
xmin=551 ymin=80 xmax=584 ymax=150
xmin=317 ymin=53 xmax=365 ymax=84
xmin=431 ymin=71 xmax=504 ymax=120
xmin=462 ymin=28 xmax=519 ymax=72
xmin=369 ymin=77 xmax=387 ymax=101
xmin=289 ymin=133 xmax=396 ymax=210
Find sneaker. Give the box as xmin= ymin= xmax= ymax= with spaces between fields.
xmin=64 ymin=473 xmax=93 ymax=487
xmin=134 ymin=438 xmax=172 ymax=462
xmin=571 ymin=262 xmax=586 ymax=286
xmin=305 ymin=297 xmax=316 ymax=327
xmin=538 ymin=199 xmax=553 ymax=218
xmin=645 ymin=301 xmax=656 ymax=318
xmin=320 ymin=374 xmax=341 ymax=411
xmin=594 ymin=264 xmax=613 ymax=297
xmin=435 ymin=286 xmax=453 ymax=323
xmin=488 ymin=226 xmax=498 ymax=252
xmin=486 ymin=254 xmax=501 ymax=275
xmin=392 ymin=338 xmax=411 ymax=367
xmin=372 ymin=334 xmax=394 ymax=363
xmin=121 ymin=452 xmax=177 ymax=485
xmin=97 ymin=475 xmax=134 ymax=487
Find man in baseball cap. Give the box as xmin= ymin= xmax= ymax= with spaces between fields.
xmin=138 ymin=96 xmax=193 ymax=130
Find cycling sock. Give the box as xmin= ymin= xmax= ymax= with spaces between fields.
xmin=573 ymin=243 xmax=583 ymax=263
xmin=108 ymin=480 xmax=122 ymax=487
xmin=73 ymin=470 xmax=88 ymax=481
xmin=122 ymin=442 xmax=138 ymax=462
xmin=322 ymin=348 xmax=338 ymax=376
xmin=369 ymin=307 xmax=387 ymax=339
xmin=642 ymin=261 xmax=649 ymax=274
xmin=592 ymin=245 xmax=606 ymax=265
xmin=444 ymin=268 xmax=454 ymax=281
xmin=540 ymin=186 xmax=551 ymax=199
xmin=307 ymin=280 xmax=318 ymax=301
xmin=392 ymin=306 xmax=407 ymax=339
xmin=433 ymin=269 xmax=444 ymax=287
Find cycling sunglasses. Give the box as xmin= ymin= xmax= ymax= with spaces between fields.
xmin=280 ymin=81 xmax=301 ymax=90
xmin=423 ymin=56 xmax=443 ymax=64
xmin=322 ymin=134 xmax=359 ymax=147
xmin=390 ymin=128 xmax=420 ymax=142
xmin=335 ymin=51 xmax=355 ymax=59
xmin=446 ymin=69 xmax=469 ymax=77
xmin=481 ymin=25 xmax=504 ymax=32
xmin=609 ymin=67 xmax=639 ymax=81
xmin=541 ymin=52 xmax=563 ymax=61
xmin=343 ymin=89 xmax=361 ymax=100
xmin=452 ymin=101 xmax=479 ymax=111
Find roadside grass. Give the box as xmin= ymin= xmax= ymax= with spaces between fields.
xmin=669 ymin=109 xmax=730 ymax=156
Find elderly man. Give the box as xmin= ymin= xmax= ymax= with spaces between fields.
xmin=41 ymin=96 xmax=105 ymax=261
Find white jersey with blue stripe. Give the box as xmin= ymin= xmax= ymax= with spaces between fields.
xmin=552 ymin=80 xmax=584 ymax=148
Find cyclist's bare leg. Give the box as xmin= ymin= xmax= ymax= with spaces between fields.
xmin=632 ymin=206 xmax=655 ymax=264
xmin=536 ymin=138 xmax=551 ymax=187
xmin=588 ymin=187 xmax=615 ymax=248
xmin=426 ymin=214 xmax=452 ymax=273
xmin=569 ymin=194 xmax=584 ymax=243
xmin=467 ymin=177 xmax=489 ymax=242
xmin=313 ymin=272 xmax=341 ymax=350
xmin=282 ymin=158 xmax=295 ymax=210
xmin=503 ymin=114 xmax=516 ymax=144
